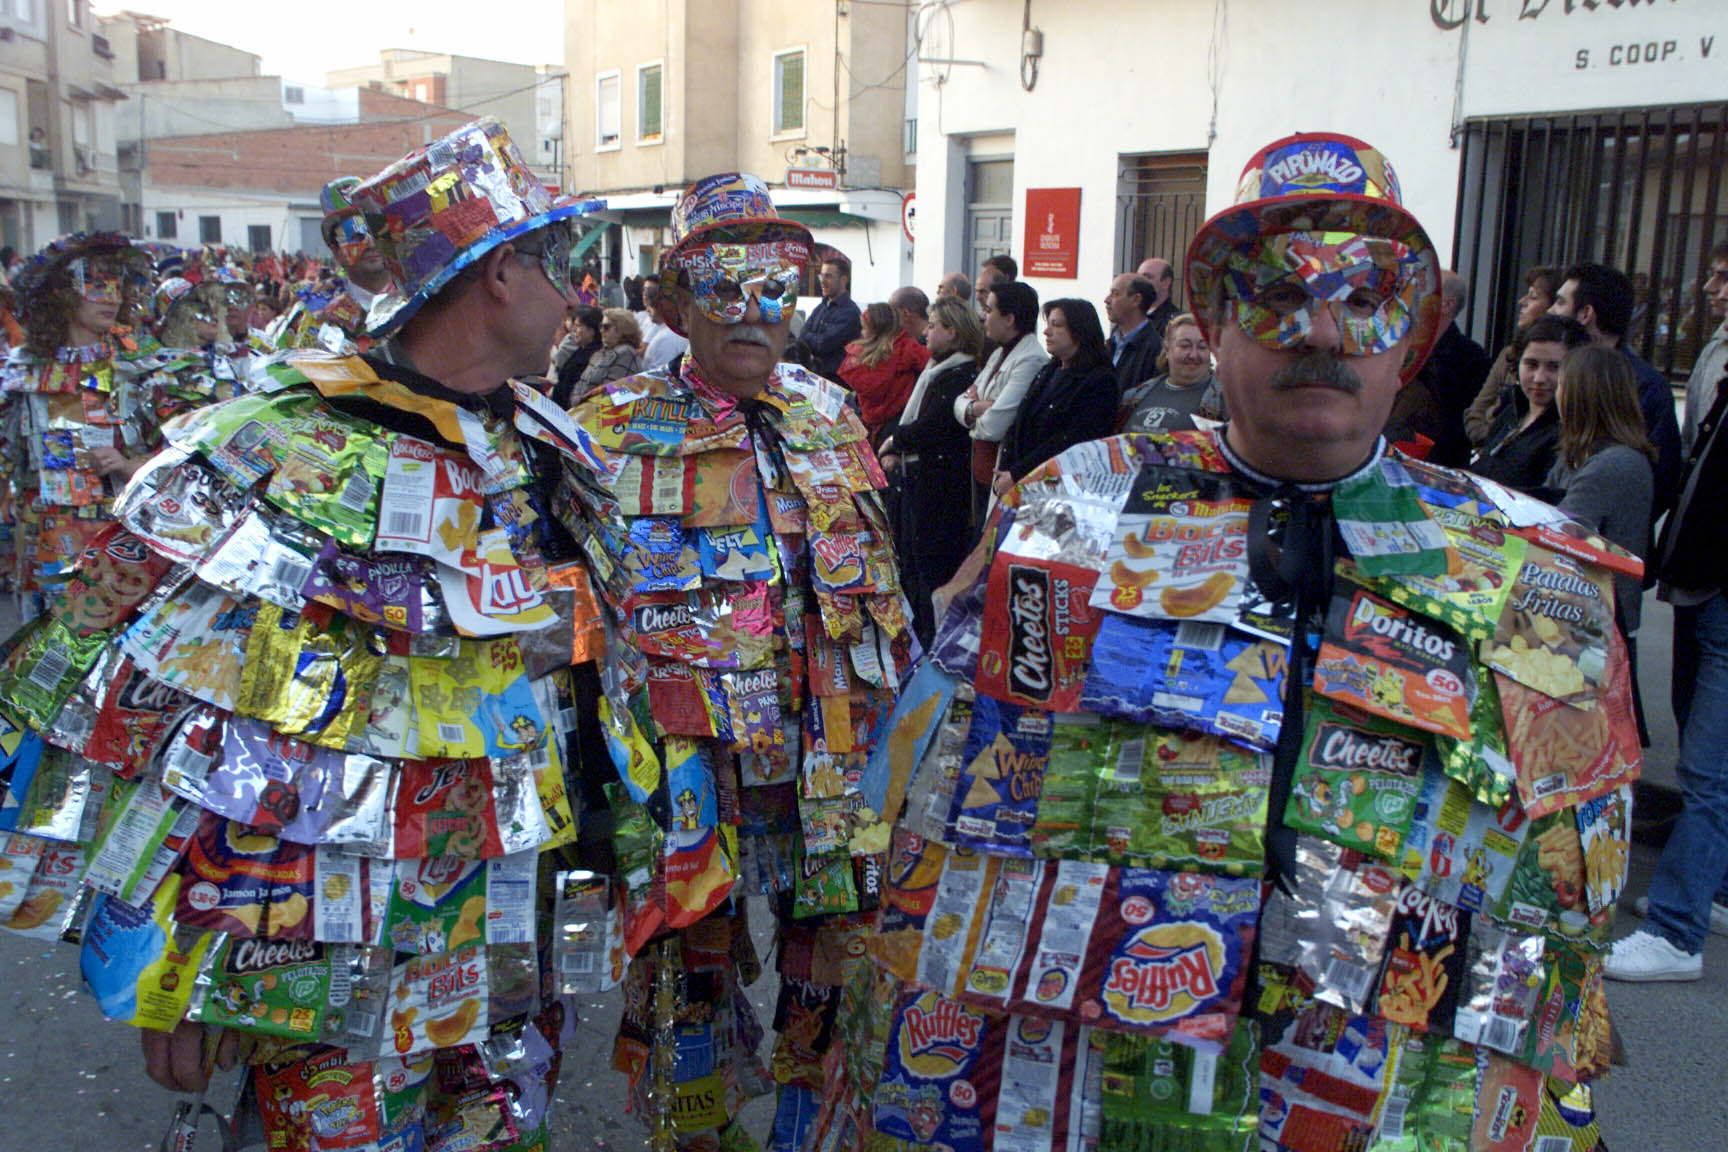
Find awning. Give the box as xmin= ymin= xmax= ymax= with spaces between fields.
xmin=571 ymin=223 xmax=607 ymax=262
xmin=777 ymin=209 xmax=870 ymax=229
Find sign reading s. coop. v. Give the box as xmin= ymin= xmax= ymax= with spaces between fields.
xmin=1432 ymin=0 xmax=1725 ymax=117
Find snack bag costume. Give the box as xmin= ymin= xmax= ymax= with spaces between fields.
xmin=0 ymin=119 xmax=604 ymax=1152
xmin=0 ymin=234 xmax=160 ymax=619
xmin=262 ymin=178 xmax=386 ymax=356
xmin=552 ymin=173 xmax=914 ymax=1151
xmin=809 ymin=134 xmax=1636 ymax=1152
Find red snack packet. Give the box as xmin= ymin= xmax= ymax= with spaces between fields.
xmin=392 ymin=759 xmax=507 ymax=860
xmin=975 ymin=556 xmax=1102 ymax=712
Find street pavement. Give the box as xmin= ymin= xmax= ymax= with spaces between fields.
xmin=0 ymin=591 xmax=1718 ymax=1150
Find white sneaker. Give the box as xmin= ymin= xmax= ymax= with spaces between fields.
xmin=1604 ymin=929 xmax=1703 ymax=982
xmin=1631 ymin=895 xmax=1728 ymax=937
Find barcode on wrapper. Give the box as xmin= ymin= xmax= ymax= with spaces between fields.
xmin=560 ymin=951 xmax=596 ymax=973
xmin=386 ymin=510 xmax=425 ymax=537
xmin=348 ymin=1009 xmax=379 ymax=1038
xmin=1534 ymin=1139 xmax=1573 ymax=1152
xmin=26 ymin=646 xmax=70 ymax=693
xmin=1174 ymin=622 xmax=1225 ymax=651
xmin=338 ymin=470 xmax=374 ymax=513
xmin=1114 ymin=739 xmax=1145 ymax=784
xmin=437 ymin=723 xmax=467 ymax=745
xmin=1378 ymin=1093 xmax=1409 ymax=1141
xmin=1323 ymin=956 xmax=1375 ymax=1006
xmin=271 ymin=555 xmax=313 ymax=591
xmin=1483 ymin=1015 xmax=1523 ymax=1053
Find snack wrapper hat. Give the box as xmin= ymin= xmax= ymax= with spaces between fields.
xmin=320 ymin=176 xmax=362 ymax=219
xmin=351 ymin=117 xmax=604 ymax=336
xmin=657 ymin=172 xmax=814 ymax=335
xmin=13 ymin=231 xmax=153 ymax=327
xmin=1186 ymin=132 xmax=1443 ymax=380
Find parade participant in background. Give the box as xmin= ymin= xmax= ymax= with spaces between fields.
xmin=0 ymin=232 xmax=155 ymax=618
xmin=0 ymin=118 xmax=604 ymax=1152
xmin=813 ymin=131 xmax=1637 ymax=1151
xmin=266 ymin=177 xmax=396 ymax=352
xmin=557 ymin=172 xmax=911 ymax=1151
xmin=144 ymin=276 xmax=249 ymax=417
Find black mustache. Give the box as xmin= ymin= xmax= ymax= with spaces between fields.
xmin=1269 ymin=351 xmax=1363 ymax=394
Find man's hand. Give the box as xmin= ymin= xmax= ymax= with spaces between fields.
xmin=141 ymin=1021 xmax=238 ymax=1094
xmin=87 ymin=446 xmax=137 ymax=480
xmin=991 ymin=469 xmax=1014 ymax=496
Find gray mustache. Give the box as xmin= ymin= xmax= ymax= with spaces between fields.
xmin=726 ymin=326 xmax=773 ymax=348
xmin=1269 ymin=351 xmax=1363 ymax=394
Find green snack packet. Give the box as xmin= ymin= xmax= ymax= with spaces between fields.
xmin=1092 ymin=725 xmax=1269 ymax=877
xmin=1284 ymin=694 xmax=1428 ymax=862
xmin=1029 ymin=714 xmax=1104 ymax=860
xmin=1369 ymin=1033 xmax=1477 ymax=1150
xmin=1098 ymin=1019 xmax=1260 ymax=1151
xmin=1433 ymin=664 xmax=1516 ymax=808
xmin=192 ymin=937 xmax=382 ymax=1043
xmin=1334 ymin=459 xmax=1453 ymax=578
xmin=261 ymin=407 xmax=389 ymax=548
xmin=188 ymin=389 xmax=321 ymax=488
xmin=1495 ymin=810 xmax=1608 ymax=947
xmin=792 ymin=848 xmax=858 ymax=919
xmin=1348 ymin=504 xmax=1528 ymax=641
xmin=0 ymin=617 xmax=108 ymax=729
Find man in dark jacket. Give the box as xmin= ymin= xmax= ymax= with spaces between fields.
xmin=1411 ymin=270 xmax=1494 ymax=465
xmin=1137 ymin=256 xmax=1179 ymax=341
xmin=1105 ymin=272 xmax=1162 ymax=397
xmin=796 ymin=253 xmax=861 ymax=379
xmin=1550 ymin=262 xmax=1683 ymax=514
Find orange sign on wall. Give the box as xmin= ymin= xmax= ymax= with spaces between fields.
xmin=1023 ymin=187 xmax=1082 ymax=279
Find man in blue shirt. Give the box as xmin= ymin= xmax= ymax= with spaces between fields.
xmin=796 ymin=253 xmax=861 ymax=379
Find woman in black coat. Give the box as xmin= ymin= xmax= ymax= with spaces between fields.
xmin=551 ymin=305 xmax=605 ymax=408
xmin=879 ymin=295 xmax=982 ymax=644
xmin=993 ymin=297 xmax=1120 ymax=489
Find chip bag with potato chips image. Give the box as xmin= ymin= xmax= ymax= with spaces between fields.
xmin=1088 ymin=466 xmax=1250 ymax=625
xmin=1482 ymin=547 xmax=1612 ymax=707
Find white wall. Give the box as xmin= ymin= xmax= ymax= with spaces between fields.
xmin=912 ymin=0 xmax=1727 ymax=307
xmin=141 ymin=186 xmax=319 ymax=252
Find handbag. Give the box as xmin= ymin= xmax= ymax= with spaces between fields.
xmin=969 ymin=437 xmax=999 ymax=486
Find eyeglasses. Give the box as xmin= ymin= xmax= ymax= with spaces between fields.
xmin=1221 ymin=232 xmax=1423 ymax=357
xmin=513 ymin=222 xmax=575 ymax=292
xmin=681 ymin=242 xmax=802 ymax=326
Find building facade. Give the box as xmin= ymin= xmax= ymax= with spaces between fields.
xmin=0 ymin=0 xmax=127 ymax=252
xmin=134 ymin=92 xmax=474 ymax=255
xmin=561 ymin=0 xmax=917 ymax=305
xmin=912 ymin=0 xmax=1727 ymax=379
xmin=326 ymin=49 xmax=561 ymax=186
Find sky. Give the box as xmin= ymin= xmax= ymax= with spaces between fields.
xmin=97 ymin=0 xmax=568 ymax=83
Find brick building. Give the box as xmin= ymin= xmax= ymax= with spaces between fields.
xmin=138 ymin=91 xmax=472 ymax=254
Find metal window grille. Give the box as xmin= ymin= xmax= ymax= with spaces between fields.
xmin=1454 ymin=102 xmax=1728 ymax=380
xmin=1116 ymin=153 xmax=1208 ymax=305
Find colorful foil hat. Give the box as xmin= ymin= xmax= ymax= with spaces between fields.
xmin=1185 ymin=132 xmax=1443 ymax=379
xmin=320 ymin=176 xmax=362 ymax=219
xmin=13 ymin=231 xmax=153 ymax=329
xmin=657 ymin=172 xmax=813 ymax=335
xmin=350 ymin=117 xmax=604 ymax=336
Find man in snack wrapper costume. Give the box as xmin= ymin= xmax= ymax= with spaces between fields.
xmin=555 ymin=172 xmax=914 ymax=1151
xmin=264 ymin=177 xmax=396 ymax=355
xmin=814 ymin=132 xmax=1638 ymax=1151
xmin=0 ymin=233 xmax=202 ymax=620
xmin=0 ymin=117 xmax=609 ymax=1151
